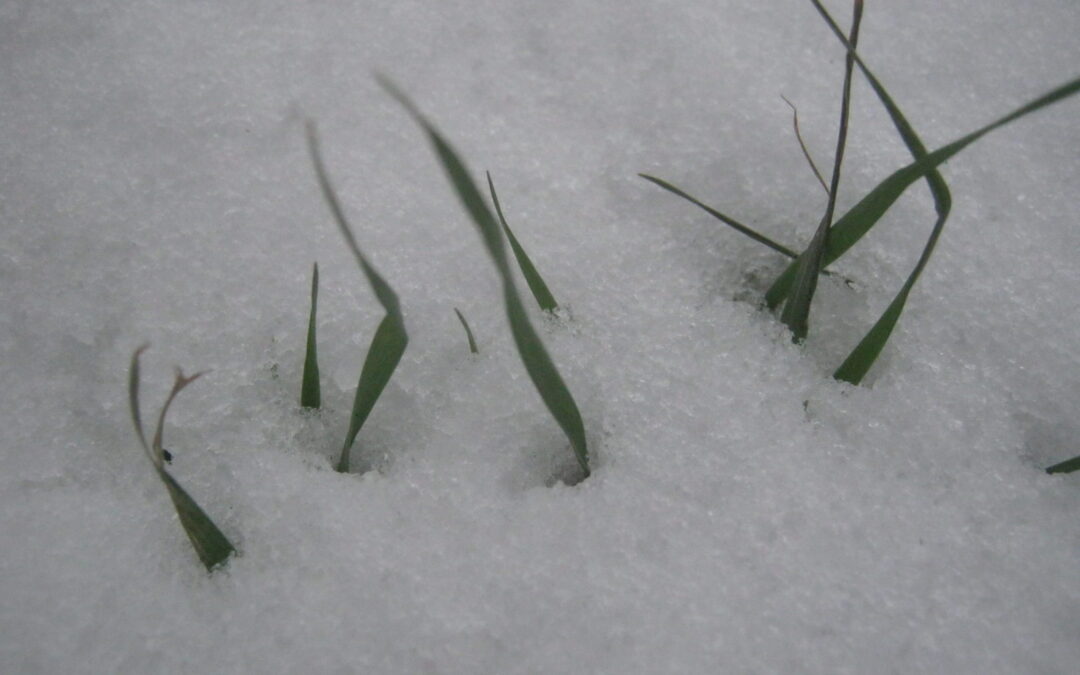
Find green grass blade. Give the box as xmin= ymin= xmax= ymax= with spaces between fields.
xmin=779 ymin=0 xmax=862 ymax=343
xmin=765 ymin=74 xmax=1080 ymax=308
xmin=159 ymin=468 xmax=236 ymax=571
xmin=640 ymin=173 xmax=857 ymax=286
xmin=809 ymin=0 xmax=949 ymax=198
xmin=833 ymin=184 xmax=952 ymax=383
xmin=339 ymin=315 xmax=407 ymax=472
xmin=128 ymin=347 xmax=235 ymax=572
xmin=639 ymin=173 xmax=800 ymax=258
xmin=454 ymin=307 xmax=479 ymax=354
xmin=487 ymin=172 xmax=558 ymax=312
xmin=300 ymin=262 xmax=321 ymax=409
xmin=1046 ymin=455 xmax=1080 ymax=475
xmin=306 ymin=122 xmax=409 ymax=473
xmin=833 ymin=282 xmax=911 ymax=383
xmin=379 ymin=76 xmax=589 ymax=478
xmin=809 ymin=0 xmax=954 ymax=383
xmin=780 ymin=214 xmax=831 ymax=341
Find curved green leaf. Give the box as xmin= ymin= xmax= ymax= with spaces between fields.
xmin=379 ymin=76 xmax=589 ymax=479
xmin=779 ymin=0 xmax=862 ymax=343
xmin=765 ymin=74 xmax=1080 ymax=309
xmin=808 ymin=0 xmax=955 ymax=383
xmin=127 ymin=347 xmax=235 ymax=571
xmin=306 ymin=122 xmax=409 ymax=473
xmin=487 ymin=172 xmax=558 ymax=312
xmin=1046 ymin=455 xmax=1080 ymax=475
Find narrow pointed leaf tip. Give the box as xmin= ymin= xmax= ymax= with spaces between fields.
xmin=638 ymin=173 xmax=856 ymax=286
xmin=127 ymin=347 xmax=235 ymax=571
xmin=301 ymin=261 xmax=321 ymax=409
xmin=1046 ymin=455 xmax=1080 ymax=475
xmin=770 ymin=2 xmax=1079 ymax=380
xmin=810 ymin=0 xmax=952 ymax=384
xmin=486 ymin=172 xmax=558 ymax=312
xmin=639 ymin=174 xmax=799 ymax=258
xmin=306 ymin=121 xmax=409 ymax=473
xmin=379 ymin=78 xmax=589 ymax=478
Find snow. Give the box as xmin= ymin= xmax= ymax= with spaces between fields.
xmin=2 ymin=0 xmax=1079 ymax=672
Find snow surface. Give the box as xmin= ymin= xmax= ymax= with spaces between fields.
xmin=2 ymin=0 xmax=1079 ymax=672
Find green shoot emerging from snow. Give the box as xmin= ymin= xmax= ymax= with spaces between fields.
xmin=455 ymin=307 xmax=480 ymax=354
xmin=379 ymin=75 xmax=590 ymax=480
xmin=643 ymin=0 xmax=1080 ymax=384
xmin=127 ymin=345 xmax=235 ymax=572
xmin=779 ymin=0 xmax=862 ymax=344
xmin=486 ymin=172 xmax=559 ymax=312
xmin=307 ymin=122 xmax=409 ymax=473
xmin=300 ymin=261 xmax=321 ymax=409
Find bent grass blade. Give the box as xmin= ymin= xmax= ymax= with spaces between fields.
xmin=639 ymin=173 xmax=856 ymax=286
xmin=809 ymin=0 xmax=954 ymax=384
xmin=128 ymin=346 xmax=235 ymax=572
xmin=379 ymin=76 xmax=589 ymax=478
xmin=487 ymin=172 xmax=558 ymax=312
xmin=779 ymin=0 xmax=862 ymax=343
xmin=306 ymin=122 xmax=409 ymax=473
xmin=765 ymin=74 xmax=1080 ymax=310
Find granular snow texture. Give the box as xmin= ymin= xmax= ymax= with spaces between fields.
xmin=2 ymin=1 xmax=1079 ymax=673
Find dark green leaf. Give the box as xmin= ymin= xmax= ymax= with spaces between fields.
xmin=339 ymin=314 xmax=407 ymax=473
xmin=766 ymin=74 xmax=1080 ymax=309
xmin=487 ymin=172 xmax=558 ymax=312
xmin=127 ymin=347 xmax=236 ymax=572
xmin=781 ymin=95 xmax=829 ymax=194
xmin=128 ymin=344 xmax=154 ymax=466
xmin=779 ymin=0 xmax=862 ymax=343
xmin=1046 ymin=455 xmax=1080 ymax=474
xmin=809 ymin=0 xmax=953 ymax=383
xmin=380 ymin=76 xmax=589 ymax=479
xmin=301 ymin=262 xmax=321 ymax=409
xmin=159 ymin=468 xmax=236 ymax=571
xmin=306 ymin=122 xmax=409 ymax=473
xmin=639 ymin=174 xmax=799 ymax=258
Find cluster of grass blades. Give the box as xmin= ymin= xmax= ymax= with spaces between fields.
xmin=642 ymin=0 xmax=1080 ymax=385
xmin=299 ymin=112 xmax=571 ymax=474
xmin=305 ymin=122 xmax=409 ymax=474
xmin=378 ymin=75 xmax=590 ymax=480
xmin=128 ymin=346 xmax=235 ymax=572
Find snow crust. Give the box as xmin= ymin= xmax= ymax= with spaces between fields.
xmin=2 ymin=1 xmax=1079 ymax=672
